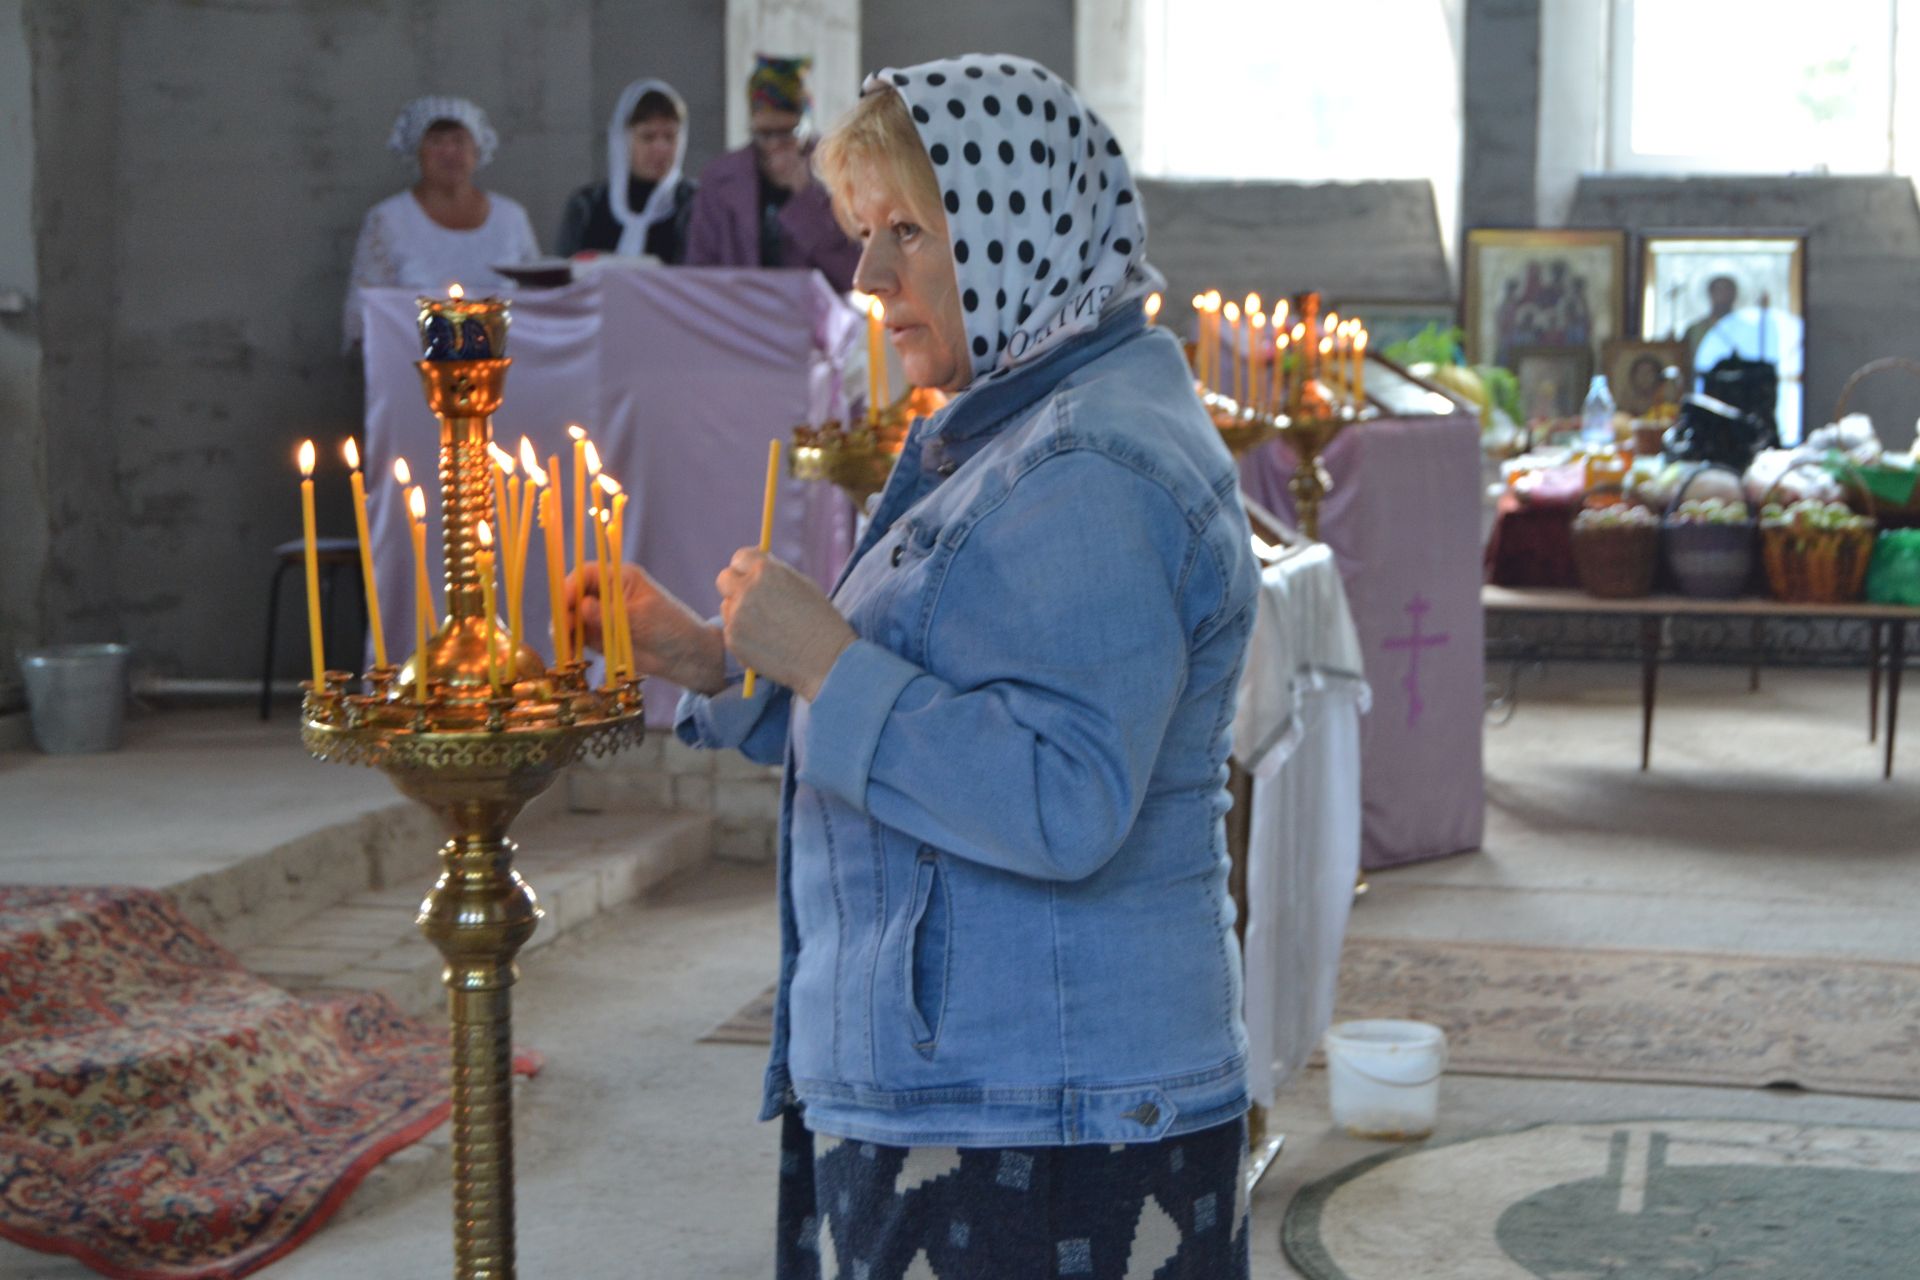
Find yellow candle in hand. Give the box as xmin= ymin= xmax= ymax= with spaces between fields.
xmin=297 ymin=440 xmax=326 ymax=688
xmin=407 ymin=485 xmax=432 ymax=704
xmin=596 ymin=475 xmax=631 ymax=683
xmin=476 ymin=519 xmax=503 ymax=697
xmin=742 ymin=439 xmax=782 ymax=699
xmin=341 ymin=438 xmax=387 ymax=670
xmin=868 ymin=296 xmax=889 ymax=424
xmin=609 ymin=487 xmax=632 ymax=682
xmin=593 ymin=508 xmax=617 ymax=690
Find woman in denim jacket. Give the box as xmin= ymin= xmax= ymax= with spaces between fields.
xmin=574 ymin=54 xmax=1258 ymax=1280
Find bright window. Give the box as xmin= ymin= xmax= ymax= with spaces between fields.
xmin=1138 ymin=0 xmax=1464 ymax=183
xmin=1610 ymin=0 xmax=1899 ymax=174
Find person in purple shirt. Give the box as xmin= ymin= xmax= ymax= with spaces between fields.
xmin=683 ymin=54 xmax=860 ymax=291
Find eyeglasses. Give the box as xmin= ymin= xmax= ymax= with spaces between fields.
xmin=751 ymin=124 xmax=806 ymax=146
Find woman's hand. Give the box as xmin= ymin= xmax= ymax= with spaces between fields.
xmin=717 ymin=548 xmax=856 ymax=701
xmin=565 ymin=561 xmax=726 ymax=695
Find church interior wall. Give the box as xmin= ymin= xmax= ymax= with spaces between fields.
xmin=0 ymin=0 xmax=42 ymax=711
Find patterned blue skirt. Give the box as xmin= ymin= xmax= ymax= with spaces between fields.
xmin=774 ymin=1107 xmax=1250 ymax=1279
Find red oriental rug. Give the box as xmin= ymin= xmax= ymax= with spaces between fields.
xmin=0 ymin=886 xmax=539 ymax=1279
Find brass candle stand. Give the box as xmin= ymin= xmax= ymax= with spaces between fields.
xmin=790 ymin=386 xmax=947 ymax=508
xmin=301 ymin=307 xmax=644 ymax=1280
xmin=1202 ymin=387 xmax=1369 ymax=541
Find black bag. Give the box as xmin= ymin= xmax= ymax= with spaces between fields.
xmin=1662 ymin=393 xmax=1772 ymax=471
xmin=1701 ymin=355 xmax=1780 ymax=446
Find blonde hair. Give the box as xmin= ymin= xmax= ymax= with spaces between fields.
xmin=813 ymin=87 xmax=944 ymax=236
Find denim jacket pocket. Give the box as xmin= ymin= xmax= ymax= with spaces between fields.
xmin=902 ymin=850 xmax=951 ymax=1055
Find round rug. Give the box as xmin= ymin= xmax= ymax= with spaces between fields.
xmin=1282 ymin=1119 xmax=1920 ymax=1279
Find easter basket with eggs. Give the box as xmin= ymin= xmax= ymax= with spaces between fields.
xmin=1757 ymin=462 xmax=1878 ymax=604
xmin=1570 ymin=504 xmax=1661 ymax=599
xmin=1662 ymin=464 xmax=1756 ymax=599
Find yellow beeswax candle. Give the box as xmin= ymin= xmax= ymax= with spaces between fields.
xmin=1222 ymin=302 xmax=1241 ymax=405
xmin=1275 ymin=332 xmax=1291 ymax=415
xmin=476 ymin=519 xmax=503 ymax=696
xmin=593 ymin=508 xmax=616 ymax=690
xmin=742 ymin=438 xmax=782 ymax=699
xmin=488 ymin=442 xmax=517 ymax=599
xmin=407 ymin=485 xmax=432 ymax=704
xmin=869 ymin=297 xmax=889 ymax=423
xmin=569 ymin=426 xmax=589 ymax=660
xmin=538 ymin=480 xmax=567 ymax=667
xmin=596 ymin=474 xmax=631 ymax=683
xmin=395 ymin=460 xmax=434 ymax=640
xmin=1354 ymin=328 xmax=1368 ymax=405
xmin=1249 ymin=313 xmax=1267 ymax=414
xmin=609 ymin=488 xmax=632 ymax=682
xmin=513 ymin=438 xmax=540 ymax=660
xmin=297 ymin=441 xmax=326 ymax=687
xmin=341 ymin=438 xmax=387 ymax=670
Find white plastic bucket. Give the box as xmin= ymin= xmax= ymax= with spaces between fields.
xmin=1325 ymin=1019 xmax=1447 ymax=1141
xmin=19 ymin=644 xmax=132 ymax=754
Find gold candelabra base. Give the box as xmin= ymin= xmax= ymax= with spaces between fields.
xmin=1201 ymin=388 xmax=1370 ymax=541
xmin=791 ymin=386 xmax=947 ymax=508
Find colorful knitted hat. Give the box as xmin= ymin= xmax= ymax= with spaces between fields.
xmin=748 ymin=54 xmax=813 ymax=117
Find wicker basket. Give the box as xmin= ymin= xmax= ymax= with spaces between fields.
xmin=1758 ymin=462 xmax=1878 ymax=603
xmin=1662 ymin=464 xmax=1756 ymax=598
xmin=1571 ymin=522 xmax=1660 ymax=598
xmin=1829 ymin=357 xmax=1920 ymax=525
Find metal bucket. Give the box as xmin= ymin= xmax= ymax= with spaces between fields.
xmin=18 ymin=644 xmax=132 ymax=753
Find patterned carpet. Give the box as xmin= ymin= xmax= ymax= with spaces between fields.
xmin=708 ymin=938 xmax=1920 ymax=1099
xmin=0 ymin=886 xmax=537 ymax=1280
xmin=1282 ymin=1119 xmax=1920 ymax=1279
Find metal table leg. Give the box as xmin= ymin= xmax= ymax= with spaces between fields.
xmin=1640 ymin=616 xmax=1661 ymax=771
xmin=1870 ymin=620 xmax=1883 ymax=744
xmin=1887 ymin=621 xmax=1905 ymax=781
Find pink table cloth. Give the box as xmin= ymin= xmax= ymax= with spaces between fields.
xmin=1240 ymin=412 xmax=1486 ymax=868
xmin=360 ymin=267 xmax=860 ymax=725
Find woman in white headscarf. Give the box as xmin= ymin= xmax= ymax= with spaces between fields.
xmin=556 ymin=79 xmax=697 ymax=261
xmin=343 ymin=96 xmax=541 ymax=349
xmin=575 ymin=54 xmax=1257 ymax=1279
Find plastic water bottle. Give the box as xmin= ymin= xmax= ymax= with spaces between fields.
xmin=1580 ymin=375 xmax=1616 ymax=451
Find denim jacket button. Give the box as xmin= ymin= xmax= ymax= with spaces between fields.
xmin=890 ymin=544 xmax=905 ymax=567
xmin=1124 ymin=1102 xmax=1161 ymax=1128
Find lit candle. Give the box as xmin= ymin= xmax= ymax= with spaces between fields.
xmin=596 ymin=474 xmax=632 ymax=684
xmin=1222 ymin=302 xmax=1241 ymax=406
xmin=742 ymin=439 xmax=782 ymax=699
xmin=407 ymin=485 xmax=432 ymax=704
xmin=513 ymin=438 xmax=540 ymax=661
xmin=1189 ymin=295 xmax=1206 ymax=380
xmin=569 ymin=425 xmax=589 ymax=662
xmin=868 ymin=297 xmax=889 ymax=424
xmin=341 ymin=438 xmax=387 ymax=670
xmin=1249 ymin=313 xmax=1267 ymax=414
xmin=487 ymin=441 xmax=517 ymax=606
xmin=1205 ymin=292 xmax=1223 ymax=391
xmin=608 ymin=483 xmax=633 ymax=682
xmin=593 ymin=508 xmax=616 ymax=690
xmin=476 ymin=519 xmax=503 ymax=696
xmin=297 ymin=441 xmax=326 ymax=688
xmin=538 ymin=459 xmax=567 ymax=666
xmin=1354 ymin=328 xmax=1368 ymax=406
xmin=1145 ymin=292 xmax=1162 ymax=326
xmin=1319 ymin=334 xmax=1335 ymax=399
xmin=1274 ymin=332 xmax=1291 ymax=416
xmin=1290 ymin=323 xmax=1307 ymax=413
xmin=395 ymin=459 xmax=434 ymax=637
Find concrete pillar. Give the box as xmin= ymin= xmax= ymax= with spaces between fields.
xmin=865 ymin=0 xmax=1075 ymax=83
xmin=1460 ymin=0 xmax=1541 ymax=233
xmin=0 ymin=0 xmax=42 ymax=707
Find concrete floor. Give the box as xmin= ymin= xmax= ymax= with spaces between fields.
xmin=2 ymin=662 xmax=1917 ymax=1277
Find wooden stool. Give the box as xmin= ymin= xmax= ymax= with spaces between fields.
xmin=260 ymin=537 xmax=363 ymax=719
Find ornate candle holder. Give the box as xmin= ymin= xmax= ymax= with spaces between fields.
xmin=790 ymin=386 xmax=948 ymax=507
xmin=301 ymin=296 xmax=644 ymax=1280
xmin=1202 ymin=388 xmax=1369 ymax=541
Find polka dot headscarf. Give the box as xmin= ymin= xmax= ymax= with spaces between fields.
xmin=864 ymin=54 xmax=1161 ymax=384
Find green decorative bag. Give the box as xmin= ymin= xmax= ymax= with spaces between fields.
xmin=1865 ymin=530 xmax=1920 ymax=606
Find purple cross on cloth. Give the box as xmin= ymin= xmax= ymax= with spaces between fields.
xmin=1240 ymin=411 xmax=1486 ymax=869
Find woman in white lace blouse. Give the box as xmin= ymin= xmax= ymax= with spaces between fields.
xmin=343 ymin=96 xmax=540 ymax=350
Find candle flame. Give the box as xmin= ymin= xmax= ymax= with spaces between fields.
xmin=487 ymin=442 xmax=516 ymax=475
xmin=1354 ymin=329 xmax=1368 ymax=351
xmin=1191 ymin=294 xmax=1206 ymax=311
xmin=1274 ymin=299 xmax=1289 ymax=323
xmin=568 ymin=423 xmax=587 ymax=441
xmin=1244 ymin=292 xmax=1261 ymax=316
xmin=1205 ymin=289 xmax=1221 ymax=307
xmin=583 ymin=440 xmax=602 ymax=476
xmin=393 ymin=457 xmax=412 ymax=486
xmin=341 ymin=437 xmax=361 ymax=471
xmin=1251 ymin=312 xmax=1267 ymax=330
xmin=1277 ymin=333 xmax=1290 ymax=350
xmin=1319 ymin=336 xmax=1333 ymax=355
xmin=1145 ymin=292 xmax=1162 ymax=319
xmin=518 ymin=437 xmax=541 ymax=479
xmin=1324 ymin=312 xmax=1340 ymax=332
xmin=850 ymin=290 xmax=873 ymax=311
xmin=1292 ymin=323 xmax=1306 ymax=343
xmin=448 ymin=283 xmax=465 ymax=300
xmin=1222 ymin=302 xmax=1240 ymax=324
xmin=596 ymin=474 xmax=623 ymax=496
xmin=408 ymin=486 xmax=425 ymax=520
xmin=598 ymin=507 xmax=611 ymax=526
xmin=525 ymin=458 xmax=550 ymax=487
xmin=868 ymin=297 xmax=885 ymax=322
xmin=477 ymin=519 xmax=493 ymax=548
xmin=297 ymin=439 xmax=315 ymax=477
